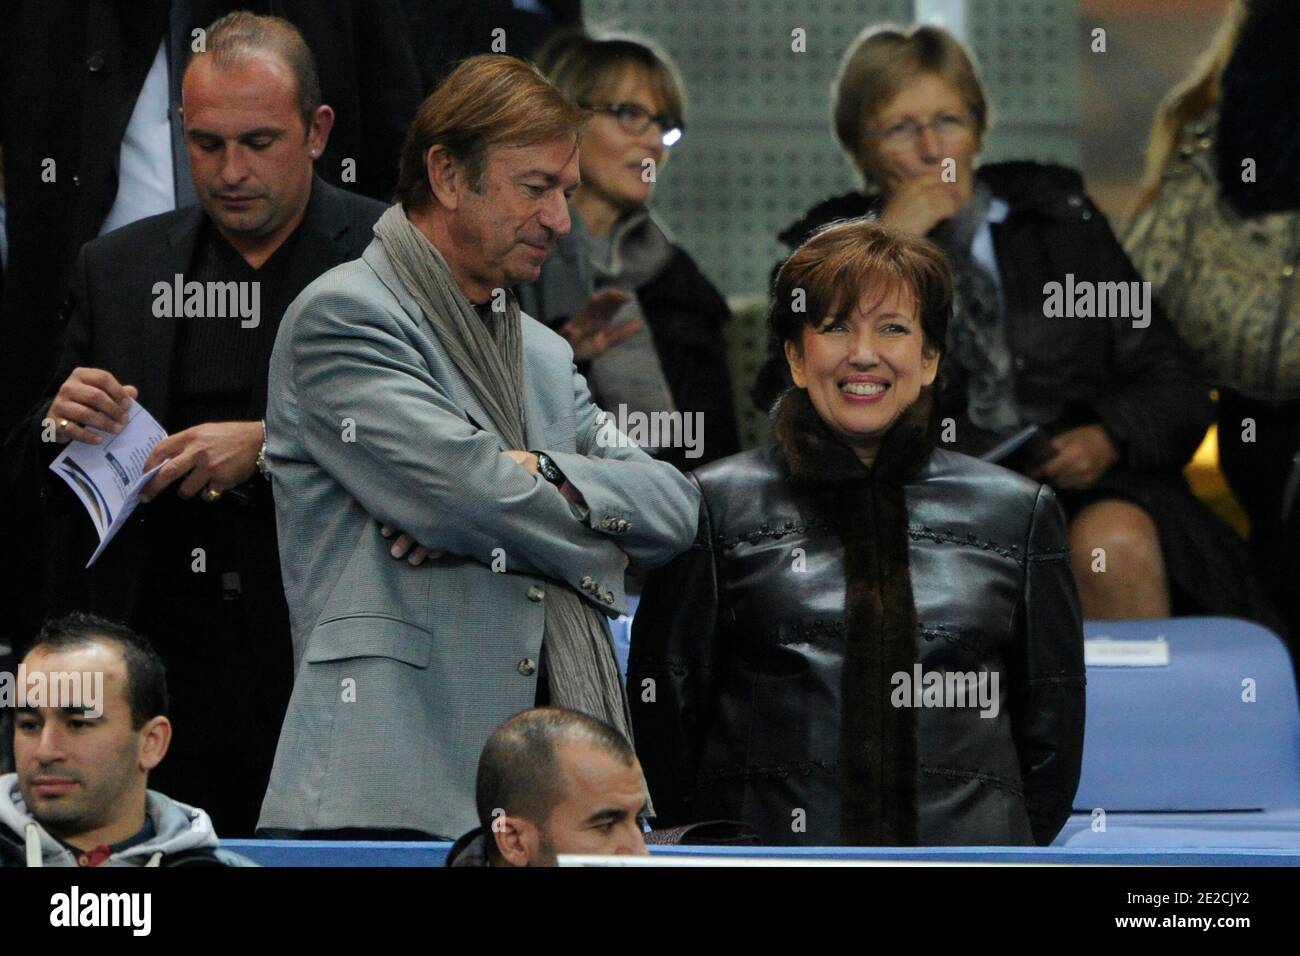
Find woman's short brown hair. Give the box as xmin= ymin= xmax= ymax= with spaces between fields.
xmin=534 ymin=30 xmax=686 ymax=131
xmin=396 ymin=54 xmax=586 ymax=210
xmin=769 ymin=218 xmax=952 ymax=358
xmin=833 ymin=23 xmax=989 ymax=184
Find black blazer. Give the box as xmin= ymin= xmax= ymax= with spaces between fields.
xmin=3 ymin=176 xmax=384 ymax=641
xmin=0 ymin=0 xmax=421 ymax=431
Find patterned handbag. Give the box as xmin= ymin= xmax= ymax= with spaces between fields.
xmin=1125 ymin=111 xmax=1300 ymax=402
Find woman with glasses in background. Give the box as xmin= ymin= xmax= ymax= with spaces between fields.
xmin=519 ymin=32 xmax=740 ymax=469
xmin=754 ymin=23 xmax=1276 ymax=627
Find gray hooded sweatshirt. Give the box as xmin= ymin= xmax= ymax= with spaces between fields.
xmin=0 ymin=772 xmax=223 ymax=867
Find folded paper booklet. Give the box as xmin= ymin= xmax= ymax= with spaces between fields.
xmin=50 ymin=402 xmax=168 ymax=567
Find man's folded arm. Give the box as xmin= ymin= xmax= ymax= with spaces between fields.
xmin=540 ymin=360 xmax=701 ymax=572
xmin=290 ymin=290 xmax=631 ymax=601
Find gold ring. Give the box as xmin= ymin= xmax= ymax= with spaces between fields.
xmin=202 ymin=488 xmax=222 ymax=503
xmin=58 ymin=419 xmax=71 ymax=431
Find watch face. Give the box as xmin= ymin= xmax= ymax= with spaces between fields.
xmin=538 ymin=454 xmax=561 ymax=483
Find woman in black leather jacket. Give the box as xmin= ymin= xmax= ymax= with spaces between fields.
xmin=629 ymin=220 xmax=1085 ymax=847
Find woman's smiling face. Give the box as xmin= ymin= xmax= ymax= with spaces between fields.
xmin=784 ymin=281 xmax=939 ymax=464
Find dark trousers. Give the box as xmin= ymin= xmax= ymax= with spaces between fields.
xmin=137 ymin=581 xmax=292 ymax=839
xmin=38 ymin=494 xmax=296 ymax=839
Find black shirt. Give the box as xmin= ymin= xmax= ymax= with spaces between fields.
xmin=169 ymin=220 xmax=303 ymax=432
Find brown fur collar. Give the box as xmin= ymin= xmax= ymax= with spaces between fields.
xmin=772 ymin=384 xmax=936 ymax=486
xmin=772 ymin=386 xmax=935 ymax=845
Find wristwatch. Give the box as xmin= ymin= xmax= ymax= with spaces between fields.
xmin=255 ymin=420 xmax=270 ymax=479
xmin=533 ymin=451 xmax=564 ymax=487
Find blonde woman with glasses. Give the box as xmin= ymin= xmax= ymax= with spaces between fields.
xmin=517 ymin=32 xmax=741 ymax=470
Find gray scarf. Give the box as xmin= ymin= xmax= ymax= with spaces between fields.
xmin=928 ymin=182 xmax=1021 ymax=435
xmin=591 ymin=205 xmax=675 ymax=290
xmin=373 ymin=204 xmax=634 ymax=740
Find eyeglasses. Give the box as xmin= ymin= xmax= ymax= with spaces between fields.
xmin=581 ymin=101 xmax=685 ymax=148
xmin=865 ymin=112 xmax=975 ymax=149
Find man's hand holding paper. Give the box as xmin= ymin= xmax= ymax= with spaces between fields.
xmin=45 ymin=366 xmax=138 ymax=445
xmin=140 ymin=421 xmax=263 ymax=502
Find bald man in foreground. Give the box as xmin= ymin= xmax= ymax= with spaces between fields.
xmin=446 ymin=708 xmax=650 ymax=867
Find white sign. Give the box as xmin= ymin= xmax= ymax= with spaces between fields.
xmin=1084 ymin=637 xmax=1171 ymax=668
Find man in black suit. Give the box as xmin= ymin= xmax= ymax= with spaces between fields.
xmin=0 ymin=1 xmax=421 ymax=665
xmin=0 ymin=0 xmax=421 ymax=433
xmin=6 ymin=13 xmax=386 ymax=835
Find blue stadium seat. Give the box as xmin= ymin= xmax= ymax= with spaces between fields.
xmin=1054 ymin=617 xmax=1300 ymax=849
xmin=1054 ymin=808 xmax=1300 ymax=849
xmin=222 ymin=839 xmax=452 ymax=867
xmin=1073 ymin=617 xmax=1300 ymax=813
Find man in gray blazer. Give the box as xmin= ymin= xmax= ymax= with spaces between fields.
xmin=257 ymin=55 xmax=700 ymax=839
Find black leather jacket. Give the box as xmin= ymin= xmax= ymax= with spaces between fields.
xmin=629 ymin=402 xmax=1086 ymax=847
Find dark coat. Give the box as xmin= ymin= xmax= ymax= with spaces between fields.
xmin=2 ymin=176 xmax=384 ymax=642
xmin=1217 ymin=0 xmax=1300 ymax=216
xmin=445 ymin=826 xmax=491 ymax=867
xmin=0 ymin=0 xmax=421 ymax=431
xmin=401 ymin=0 xmax=583 ymax=92
xmin=636 ymin=246 xmax=742 ymax=469
xmin=629 ymin=387 xmax=1086 ymax=847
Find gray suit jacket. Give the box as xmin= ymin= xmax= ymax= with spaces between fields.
xmin=257 ymin=237 xmax=700 ymax=838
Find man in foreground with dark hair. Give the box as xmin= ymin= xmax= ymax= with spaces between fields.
xmin=0 ymin=612 xmax=252 ymax=867
xmin=446 ymin=707 xmax=650 ymax=866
